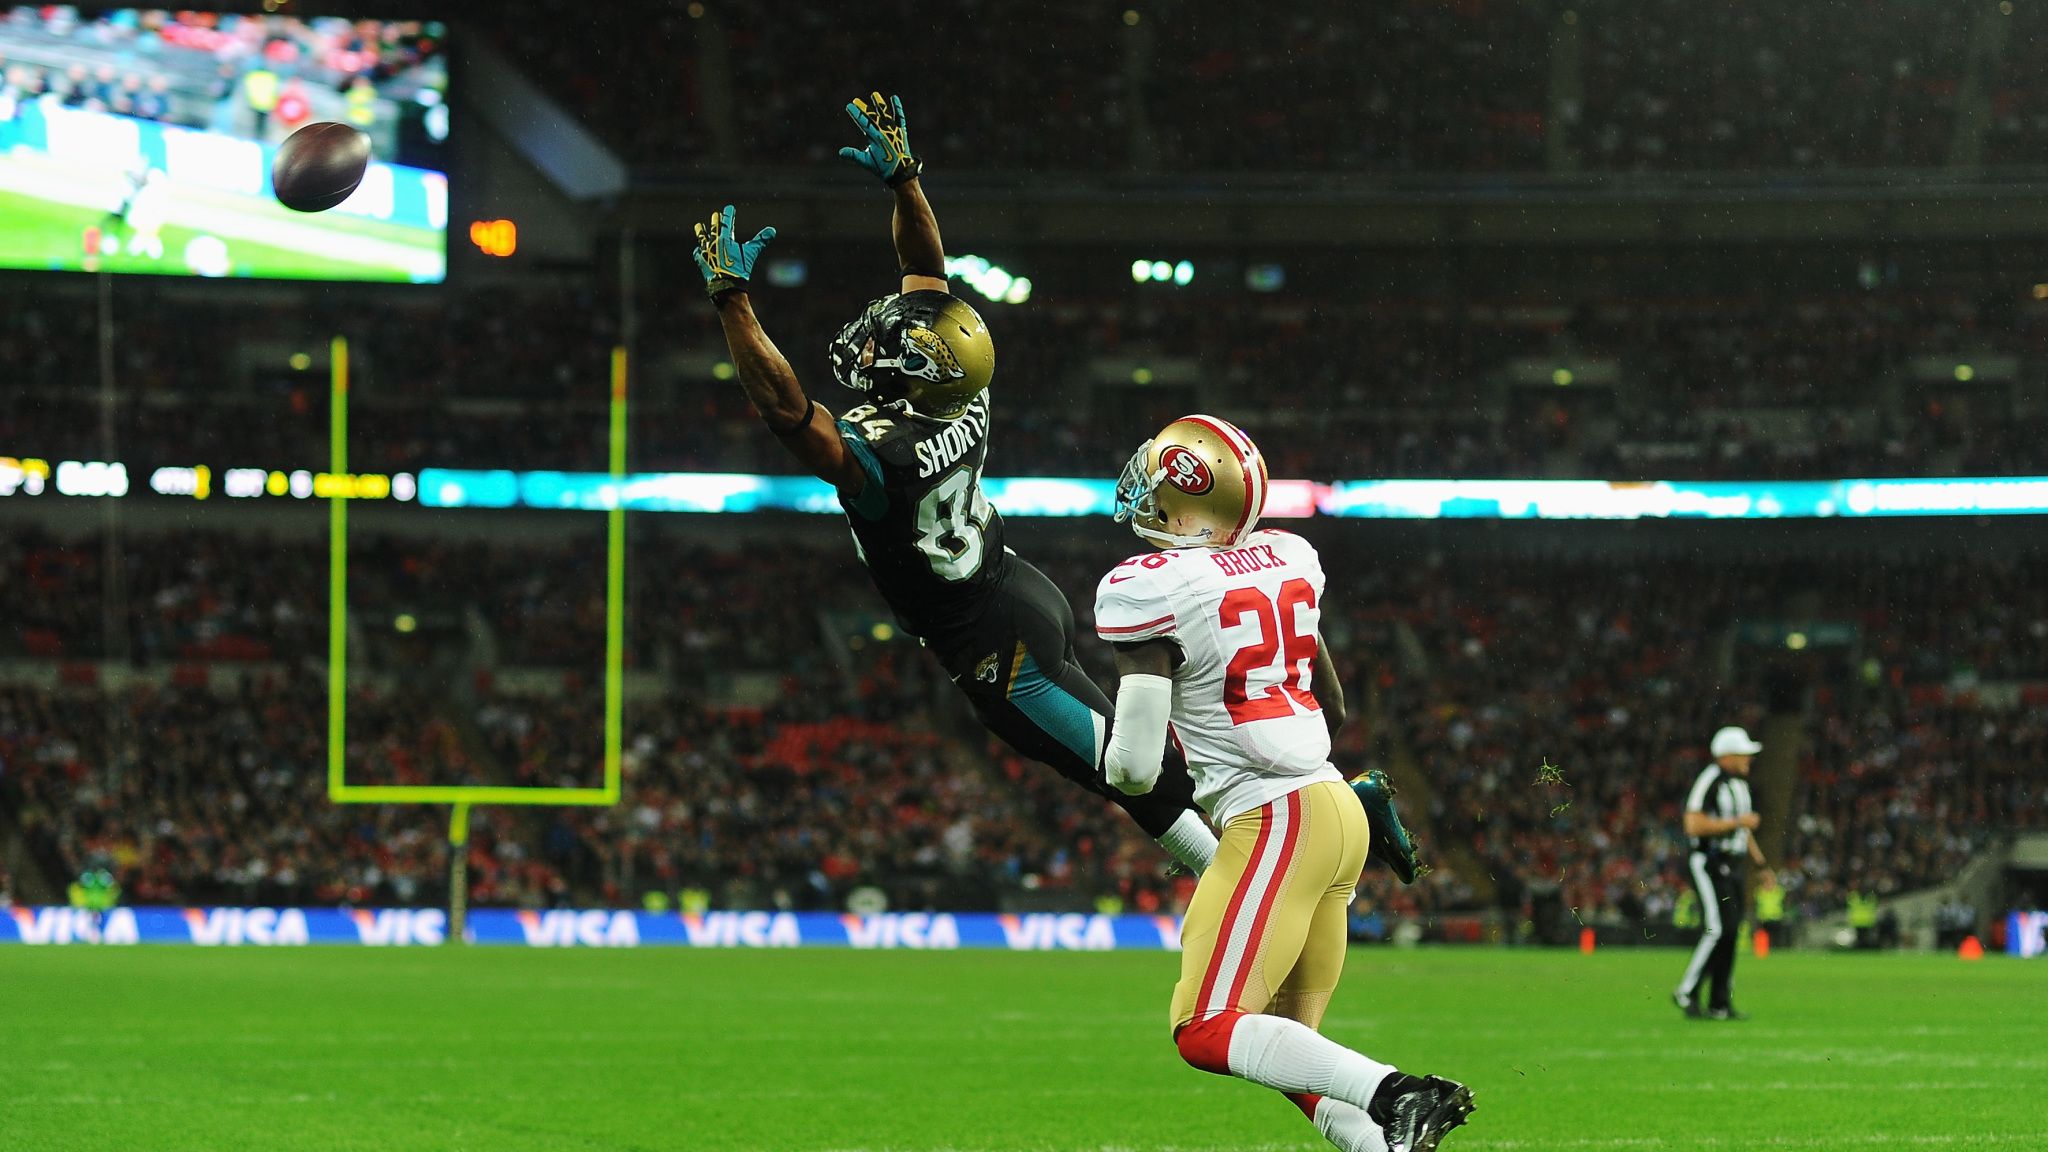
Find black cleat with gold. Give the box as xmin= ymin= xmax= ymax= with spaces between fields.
xmin=1381 ymin=1075 xmax=1476 ymax=1152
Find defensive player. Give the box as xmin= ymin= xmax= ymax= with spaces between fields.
xmin=1095 ymin=416 xmax=1473 ymax=1152
xmin=688 ymin=92 xmax=1216 ymax=874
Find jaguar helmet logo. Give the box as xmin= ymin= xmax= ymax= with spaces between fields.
xmin=1159 ymin=445 xmax=1214 ymax=495
xmin=900 ymin=327 xmax=966 ymax=383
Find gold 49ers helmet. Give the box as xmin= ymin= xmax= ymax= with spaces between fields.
xmin=828 ymin=290 xmax=994 ymax=419
xmin=1113 ymin=414 xmax=1269 ymax=549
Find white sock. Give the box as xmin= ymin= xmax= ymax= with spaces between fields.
xmin=1227 ymin=1013 xmax=1397 ymax=1113
xmin=1313 ymin=1097 xmax=1390 ymax=1152
xmin=1157 ymin=809 xmax=1217 ymax=874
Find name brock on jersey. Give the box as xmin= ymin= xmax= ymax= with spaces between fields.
xmin=1209 ymin=542 xmax=1286 ymax=578
xmin=915 ymin=401 xmax=990 ymax=478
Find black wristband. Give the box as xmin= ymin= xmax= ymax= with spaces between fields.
xmin=706 ymin=276 xmax=747 ymax=304
xmin=764 ymin=397 xmax=816 ymax=437
xmin=885 ymin=156 xmax=924 ymax=187
xmin=900 ymin=263 xmax=946 ymax=280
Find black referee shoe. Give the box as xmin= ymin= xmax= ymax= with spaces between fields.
xmin=1380 ymin=1075 xmax=1475 ymax=1152
xmin=1707 ymin=1006 xmax=1750 ymax=1022
xmin=1673 ymin=991 xmax=1703 ymax=1018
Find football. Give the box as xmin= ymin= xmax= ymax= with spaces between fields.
xmin=270 ymin=122 xmax=372 ymax=213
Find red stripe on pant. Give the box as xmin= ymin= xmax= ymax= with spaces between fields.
xmin=1222 ymin=790 xmax=1303 ymax=1012
xmin=1191 ymin=802 xmax=1278 ymax=1018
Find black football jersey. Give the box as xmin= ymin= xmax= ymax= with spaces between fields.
xmin=835 ymin=394 xmax=1009 ymax=641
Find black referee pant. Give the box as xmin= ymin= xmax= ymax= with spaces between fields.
xmin=1677 ymin=851 xmax=1744 ymax=1011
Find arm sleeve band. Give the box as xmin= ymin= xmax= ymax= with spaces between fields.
xmin=1105 ymin=673 xmax=1173 ymax=796
xmin=764 ymin=397 xmax=817 ymax=437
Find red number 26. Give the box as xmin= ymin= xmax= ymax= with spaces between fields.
xmin=1218 ymin=577 xmax=1320 ymax=725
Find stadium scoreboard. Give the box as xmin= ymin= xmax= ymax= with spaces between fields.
xmin=0 ymin=7 xmax=448 ymax=282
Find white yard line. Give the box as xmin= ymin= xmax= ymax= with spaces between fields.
xmin=1465 ymin=1136 xmax=2048 ymax=1151
xmin=806 ymin=1139 xmax=2048 ymax=1152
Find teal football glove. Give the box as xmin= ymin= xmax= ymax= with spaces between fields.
xmin=838 ymin=90 xmax=922 ymax=187
xmin=692 ymin=204 xmax=777 ymax=302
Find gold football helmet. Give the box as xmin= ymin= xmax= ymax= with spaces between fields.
xmin=1113 ymin=414 xmax=1269 ymax=549
xmin=828 ymin=290 xmax=994 ymax=419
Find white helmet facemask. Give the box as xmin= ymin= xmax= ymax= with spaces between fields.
xmin=1113 ymin=440 xmax=1217 ymax=548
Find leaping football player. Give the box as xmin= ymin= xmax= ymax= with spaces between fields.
xmin=1095 ymin=416 xmax=1472 ymax=1152
xmin=687 ymin=92 xmax=1217 ymax=875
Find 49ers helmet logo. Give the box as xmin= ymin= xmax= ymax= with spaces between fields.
xmin=1159 ymin=445 xmax=1214 ymax=495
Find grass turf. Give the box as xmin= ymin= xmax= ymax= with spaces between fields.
xmin=0 ymin=946 xmax=2038 ymax=1151
xmin=0 ymin=187 xmax=438 ymax=281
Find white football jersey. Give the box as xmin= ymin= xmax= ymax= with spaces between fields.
xmin=1095 ymin=528 xmax=1344 ymax=825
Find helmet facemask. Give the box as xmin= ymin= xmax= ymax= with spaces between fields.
xmin=829 ymin=295 xmax=901 ymax=401
xmin=1115 ymin=439 xmax=1217 ymax=548
xmin=827 ymin=291 xmax=993 ymax=420
xmin=1114 ymin=439 xmax=1166 ymax=534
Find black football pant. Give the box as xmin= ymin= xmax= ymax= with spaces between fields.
xmin=1678 ymin=852 xmax=1744 ymax=1010
xmin=931 ymin=558 xmax=1202 ymax=840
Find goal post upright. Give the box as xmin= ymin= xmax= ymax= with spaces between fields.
xmin=447 ymin=801 xmax=471 ymax=945
xmin=604 ymin=346 xmax=627 ymax=784
xmin=327 ymin=339 xmax=629 ymax=940
xmin=328 ymin=336 xmax=348 ymax=804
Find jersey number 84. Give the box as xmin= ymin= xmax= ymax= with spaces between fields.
xmin=916 ymin=464 xmax=992 ymax=581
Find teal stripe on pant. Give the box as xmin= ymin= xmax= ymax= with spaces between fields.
xmin=1006 ymin=649 xmax=1101 ymax=766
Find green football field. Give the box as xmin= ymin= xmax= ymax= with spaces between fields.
xmin=0 ymin=186 xmax=442 ymax=282
xmin=0 ymin=946 xmax=2038 ymax=1151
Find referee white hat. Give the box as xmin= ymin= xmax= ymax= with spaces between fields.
xmin=1710 ymin=726 xmax=1764 ymax=758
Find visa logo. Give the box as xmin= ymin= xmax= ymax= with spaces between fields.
xmin=515 ymin=909 xmax=640 ymax=948
xmin=351 ymin=908 xmax=446 ymax=946
xmin=681 ymin=911 xmax=799 ymax=948
xmin=839 ymin=912 xmax=960 ymax=950
xmin=183 ymin=907 xmax=309 ymax=946
xmin=998 ymin=913 xmax=1117 ymax=951
xmin=7 ymin=907 xmax=139 ymax=945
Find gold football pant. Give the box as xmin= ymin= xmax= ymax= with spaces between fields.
xmin=1170 ymin=779 xmax=1369 ymax=1033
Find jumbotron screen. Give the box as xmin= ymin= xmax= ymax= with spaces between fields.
xmin=0 ymin=6 xmax=447 ymax=281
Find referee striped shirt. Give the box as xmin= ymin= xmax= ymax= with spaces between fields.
xmin=1685 ymin=764 xmax=1752 ymax=858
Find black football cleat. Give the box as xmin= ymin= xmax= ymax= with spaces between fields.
xmin=1381 ymin=1075 xmax=1475 ymax=1152
xmin=1707 ymin=1006 xmax=1750 ymax=1022
xmin=1673 ymin=990 xmax=1703 ymax=1018
xmin=1351 ymin=769 xmax=1420 ymax=884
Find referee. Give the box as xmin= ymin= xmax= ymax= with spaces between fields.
xmin=1673 ymin=726 xmax=1767 ymax=1021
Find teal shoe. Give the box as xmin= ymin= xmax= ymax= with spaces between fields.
xmin=1350 ymin=769 xmax=1420 ymax=885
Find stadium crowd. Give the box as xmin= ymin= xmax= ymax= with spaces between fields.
xmin=4 ymin=280 xmax=2039 ymax=483
xmin=1566 ymin=0 xmax=1966 ymax=172
xmin=1376 ymin=555 xmax=2042 ymax=931
xmin=0 ymin=6 xmax=444 ymax=147
xmin=0 ymin=675 xmax=510 ymax=908
xmin=480 ymin=0 xmax=2026 ymax=175
xmin=4 ymin=526 xmax=2044 ymax=944
xmin=0 ymin=530 xmax=1192 ymax=915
